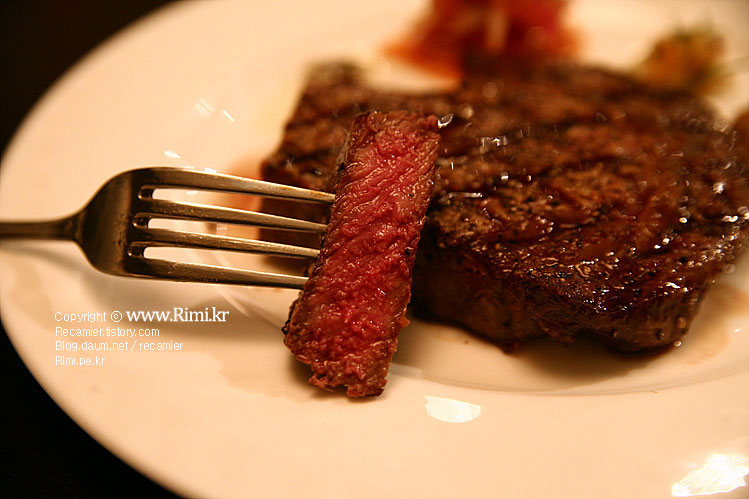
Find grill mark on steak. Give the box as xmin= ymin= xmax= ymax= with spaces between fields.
xmin=282 ymin=111 xmax=440 ymax=397
xmin=262 ymin=58 xmax=749 ymax=354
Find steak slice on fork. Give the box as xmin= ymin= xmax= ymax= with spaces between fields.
xmin=283 ymin=110 xmax=440 ymax=397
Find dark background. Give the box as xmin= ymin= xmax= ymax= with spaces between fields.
xmin=1 ymin=1 xmax=177 ymax=496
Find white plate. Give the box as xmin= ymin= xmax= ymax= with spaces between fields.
xmin=1 ymin=1 xmax=748 ymax=497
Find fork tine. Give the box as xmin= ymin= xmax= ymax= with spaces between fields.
xmin=131 ymin=227 xmax=319 ymax=259
xmin=138 ymin=198 xmax=328 ymax=232
xmin=137 ymin=167 xmax=335 ymax=204
xmin=127 ymin=257 xmax=308 ymax=289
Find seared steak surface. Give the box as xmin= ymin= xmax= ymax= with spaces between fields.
xmin=263 ymin=59 xmax=749 ymax=353
xmin=283 ymin=111 xmax=439 ymax=396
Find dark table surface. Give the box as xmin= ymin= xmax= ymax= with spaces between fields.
xmin=1 ymin=2 xmax=177 ymax=496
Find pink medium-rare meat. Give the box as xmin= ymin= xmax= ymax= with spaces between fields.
xmin=283 ymin=111 xmax=440 ymax=397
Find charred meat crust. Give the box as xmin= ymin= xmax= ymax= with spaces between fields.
xmin=265 ymin=59 xmax=749 ymax=354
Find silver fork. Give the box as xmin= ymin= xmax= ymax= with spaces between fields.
xmin=0 ymin=167 xmax=334 ymax=289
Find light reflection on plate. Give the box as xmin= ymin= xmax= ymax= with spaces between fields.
xmin=672 ymin=450 xmax=749 ymax=497
xmin=424 ymin=395 xmax=482 ymax=423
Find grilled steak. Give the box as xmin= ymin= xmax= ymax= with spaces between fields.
xmin=263 ymin=58 xmax=749 ymax=353
xmin=283 ymin=111 xmax=439 ymax=396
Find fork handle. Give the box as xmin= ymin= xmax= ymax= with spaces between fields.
xmin=0 ymin=215 xmax=79 ymax=240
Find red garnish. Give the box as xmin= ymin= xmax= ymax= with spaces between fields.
xmin=387 ymin=0 xmax=575 ymax=78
